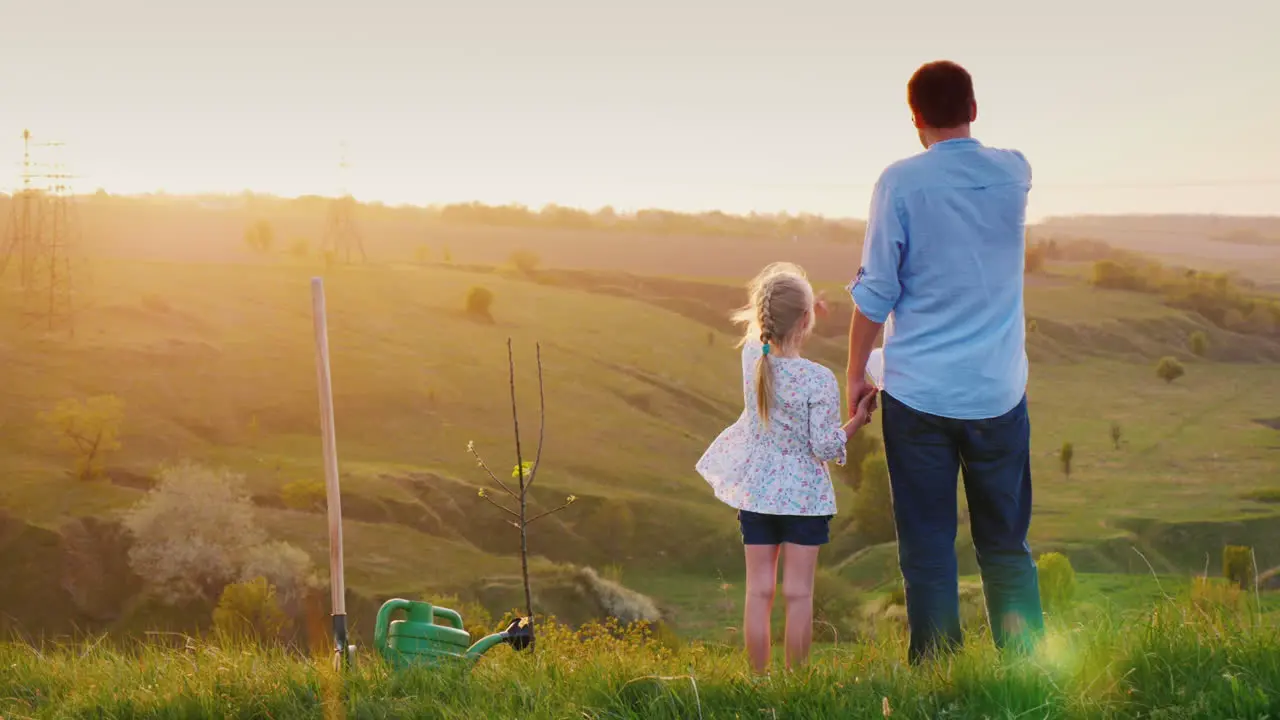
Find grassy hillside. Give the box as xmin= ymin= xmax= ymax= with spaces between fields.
xmin=1 ymin=260 xmax=754 ymax=579
xmin=2 ymin=255 xmax=1279 ymax=637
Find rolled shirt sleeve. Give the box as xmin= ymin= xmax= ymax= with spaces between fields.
xmin=849 ymin=176 xmax=906 ymax=324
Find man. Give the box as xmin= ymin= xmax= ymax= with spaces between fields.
xmin=845 ymin=60 xmax=1045 ymax=663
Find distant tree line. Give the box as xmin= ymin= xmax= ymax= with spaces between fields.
xmin=1212 ymin=229 xmax=1280 ymax=247
xmin=1024 ymin=234 xmax=1280 ymax=338
xmin=1024 ymin=234 xmax=1136 ymax=274
xmin=1090 ymin=258 xmax=1279 ymax=337
xmin=429 ymin=202 xmax=866 ymax=243
xmin=33 ymin=191 xmax=866 ymax=243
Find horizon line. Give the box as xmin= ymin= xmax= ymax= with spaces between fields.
xmin=3 ymin=189 xmax=1278 ymax=226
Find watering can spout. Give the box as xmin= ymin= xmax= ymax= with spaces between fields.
xmin=502 ymin=617 xmax=535 ymax=651
xmin=465 ymin=617 xmax=535 ymax=661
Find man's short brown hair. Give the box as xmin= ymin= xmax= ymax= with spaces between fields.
xmin=908 ymin=61 xmax=974 ymax=129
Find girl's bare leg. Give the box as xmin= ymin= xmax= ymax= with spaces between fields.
xmin=781 ymin=542 xmax=821 ymax=670
xmin=743 ymin=544 xmax=780 ymax=674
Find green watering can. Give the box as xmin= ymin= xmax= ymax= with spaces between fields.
xmin=373 ymin=598 xmax=534 ymax=669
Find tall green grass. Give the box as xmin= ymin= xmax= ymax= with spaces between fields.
xmin=3 ymin=597 xmax=1276 ymax=719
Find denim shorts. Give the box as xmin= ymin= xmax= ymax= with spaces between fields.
xmin=737 ymin=509 xmax=832 ymax=546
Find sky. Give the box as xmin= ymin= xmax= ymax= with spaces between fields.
xmin=1 ymin=0 xmax=1277 ymax=221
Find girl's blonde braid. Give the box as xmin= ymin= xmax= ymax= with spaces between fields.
xmin=758 ymin=278 xmax=778 ymax=345
xmin=755 ymin=278 xmax=778 ymax=427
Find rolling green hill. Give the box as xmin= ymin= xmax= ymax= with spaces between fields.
xmin=2 ymin=254 xmax=1279 ymax=639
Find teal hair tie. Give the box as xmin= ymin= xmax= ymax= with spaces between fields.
xmin=762 ymin=343 xmax=771 ymax=356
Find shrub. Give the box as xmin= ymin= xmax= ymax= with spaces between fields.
xmin=213 ymin=577 xmax=290 ymax=643
xmin=1156 ymin=356 xmax=1185 ymax=384
xmin=414 ymin=243 xmax=431 ymax=265
xmin=1036 ymin=552 xmax=1076 ymax=613
xmin=122 ymin=461 xmax=264 ymax=603
xmin=1110 ymin=422 xmax=1122 ymax=450
xmin=1091 ymin=259 xmax=1147 ymax=291
xmin=1223 ymin=545 xmax=1256 ymax=589
xmin=574 ymin=567 xmax=662 ymax=626
xmin=510 ymin=249 xmax=541 ymax=274
xmin=240 ymin=541 xmax=315 ymax=609
xmin=288 ymin=237 xmax=310 ymax=259
xmin=281 ymin=479 xmax=326 ymax=511
xmin=39 ymin=395 xmax=125 ymax=481
xmin=852 ymin=454 xmax=896 ymax=544
xmin=1189 ymin=330 xmax=1209 ymax=357
xmin=465 ymin=286 xmax=494 ymax=320
xmin=1059 ymin=442 xmax=1074 ymax=478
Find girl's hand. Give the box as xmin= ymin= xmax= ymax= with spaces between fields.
xmin=814 ymin=292 xmax=829 ymax=320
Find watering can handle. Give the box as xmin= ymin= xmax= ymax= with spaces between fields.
xmin=373 ymin=598 xmax=414 ymax=653
xmin=433 ymin=607 xmax=465 ymax=630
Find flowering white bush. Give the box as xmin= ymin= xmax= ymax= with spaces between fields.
xmin=122 ymin=461 xmax=312 ymax=605
xmin=241 ymin=541 xmax=316 ymax=607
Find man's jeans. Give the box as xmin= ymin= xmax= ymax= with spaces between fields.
xmin=880 ymin=391 xmax=1045 ymax=663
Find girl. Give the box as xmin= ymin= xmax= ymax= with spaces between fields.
xmin=696 ymin=262 xmax=876 ymax=675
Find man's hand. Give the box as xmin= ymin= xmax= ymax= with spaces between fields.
xmin=842 ymin=384 xmax=879 ymax=438
xmin=846 ymin=307 xmax=885 ymax=419
xmin=846 ymin=377 xmax=878 ymax=421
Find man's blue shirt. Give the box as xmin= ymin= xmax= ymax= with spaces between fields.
xmin=850 ymin=137 xmax=1030 ymax=420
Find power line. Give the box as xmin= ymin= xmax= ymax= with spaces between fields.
xmin=0 ymin=130 xmax=38 ymax=289
xmin=1 ymin=129 xmax=79 ymax=337
xmin=321 ymin=140 xmax=366 ymax=265
xmin=29 ymin=144 xmax=76 ymax=336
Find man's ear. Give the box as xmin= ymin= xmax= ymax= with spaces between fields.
xmin=969 ymin=99 xmax=978 ymax=124
xmin=911 ymin=111 xmax=926 ymax=130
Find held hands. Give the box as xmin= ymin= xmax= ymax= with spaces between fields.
xmin=846 ymin=377 xmax=879 ymax=421
xmin=842 ymin=385 xmax=878 ymax=439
